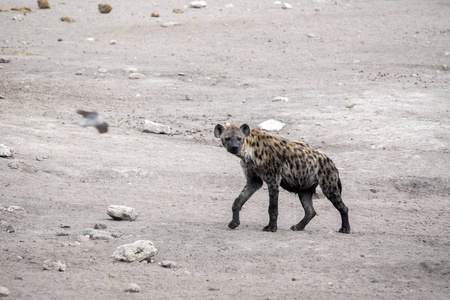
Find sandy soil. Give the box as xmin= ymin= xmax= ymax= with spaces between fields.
xmin=1 ymin=0 xmax=449 ymax=299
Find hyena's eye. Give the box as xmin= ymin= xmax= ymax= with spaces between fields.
xmin=237 ymin=137 xmax=242 ymax=141
xmin=225 ymin=137 xmax=231 ymax=141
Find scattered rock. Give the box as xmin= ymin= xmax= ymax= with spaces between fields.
xmin=124 ymin=67 xmax=138 ymax=73
xmin=86 ymin=37 xmax=95 ymax=42
xmin=160 ymin=260 xmax=179 ymax=269
xmin=346 ymin=104 xmax=355 ymax=108
xmin=125 ymin=283 xmax=140 ymax=293
xmin=0 ymin=58 xmax=11 ymax=63
xmin=75 ymin=71 xmax=83 ymax=75
xmin=109 ymin=40 xmax=117 ymax=45
xmin=307 ymin=33 xmax=316 ymax=38
xmin=11 ymin=7 xmax=32 ymax=13
xmin=107 ymin=205 xmax=138 ymax=221
xmin=0 ymin=286 xmax=9 ymax=297
xmin=60 ymin=16 xmax=75 ymax=22
xmin=190 ymin=1 xmax=207 ymax=8
xmin=59 ymin=224 xmax=70 ymax=229
xmin=0 ymin=204 xmax=26 ymax=213
xmin=37 ymin=0 xmax=50 ymax=9
xmin=151 ymin=12 xmax=159 ymax=17
xmin=6 ymin=224 xmax=15 ymax=233
xmin=272 ymin=96 xmax=289 ymax=102
xmin=12 ymin=15 xmax=24 ymax=21
xmin=77 ymin=235 xmax=90 ymax=242
xmin=42 ymin=259 xmax=66 ymax=272
xmin=129 ymin=72 xmax=146 ymax=79
xmin=8 ymin=160 xmax=37 ymax=172
xmin=173 ymin=8 xmax=183 ymax=13
xmin=143 ymin=120 xmax=171 ymax=134
xmin=112 ymin=240 xmax=158 ymax=262
xmin=0 ymin=95 xmax=4 ymax=99
xmin=0 ymin=144 xmax=13 ymax=158
xmin=258 ymin=119 xmax=285 ymax=131
xmin=94 ymin=223 xmax=107 ymax=229
xmin=98 ymin=4 xmax=112 ymax=14
xmin=282 ymin=3 xmax=292 ymax=9
xmin=161 ymin=22 xmax=181 ymax=28
xmin=82 ymin=228 xmax=113 ymax=240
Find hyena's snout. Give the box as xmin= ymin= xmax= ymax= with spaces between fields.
xmin=226 ymin=138 xmax=241 ymax=154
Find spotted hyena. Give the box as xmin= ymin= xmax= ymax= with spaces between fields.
xmin=214 ymin=123 xmax=350 ymax=233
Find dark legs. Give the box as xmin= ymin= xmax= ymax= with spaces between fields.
xmin=262 ymin=181 xmax=279 ymax=232
xmin=290 ymin=192 xmax=316 ymax=231
xmin=321 ymin=177 xmax=351 ymax=234
xmin=228 ymin=176 xmax=263 ymax=229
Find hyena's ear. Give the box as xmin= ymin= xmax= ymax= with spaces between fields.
xmin=240 ymin=124 xmax=251 ymax=137
xmin=214 ymin=124 xmax=225 ymax=138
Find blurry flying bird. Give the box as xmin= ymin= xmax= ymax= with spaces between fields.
xmin=76 ymin=109 xmax=109 ymax=133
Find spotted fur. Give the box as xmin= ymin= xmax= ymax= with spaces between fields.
xmin=214 ymin=123 xmax=350 ymax=233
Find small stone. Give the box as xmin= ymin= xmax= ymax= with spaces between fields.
xmin=0 ymin=144 xmax=13 ymax=158
xmin=258 ymin=119 xmax=285 ymax=131
xmin=75 ymin=71 xmax=83 ymax=75
xmin=125 ymin=283 xmax=140 ymax=293
xmin=129 ymin=72 xmax=146 ymax=79
xmin=43 ymin=259 xmax=66 ymax=272
xmin=112 ymin=240 xmax=158 ymax=262
xmin=272 ymin=96 xmax=289 ymax=102
xmin=6 ymin=225 xmax=15 ymax=233
xmin=37 ymin=0 xmax=51 ymax=9
xmin=0 ymin=58 xmax=11 ymax=63
xmin=107 ymin=205 xmax=138 ymax=221
xmin=60 ymin=16 xmax=75 ymax=22
xmin=190 ymin=1 xmax=207 ymax=8
xmin=143 ymin=120 xmax=171 ymax=135
xmin=161 ymin=22 xmax=181 ymax=28
xmin=77 ymin=235 xmax=90 ymax=242
xmin=98 ymin=4 xmax=112 ymax=14
xmin=109 ymin=40 xmax=117 ymax=45
xmin=151 ymin=12 xmax=160 ymax=17
xmin=86 ymin=37 xmax=95 ymax=42
xmin=82 ymin=228 xmax=112 ymax=240
xmin=0 ymin=286 xmax=9 ymax=297
xmin=173 ymin=8 xmax=183 ymax=13
xmin=160 ymin=260 xmax=179 ymax=269
xmin=307 ymin=33 xmax=315 ymax=38
xmin=0 ymin=95 xmax=4 ymax=99
xmin=282 ymin=3 xmax=292 ymax=9
xmin=98 ymin=68 xmax=108 ymax=73
xmin=94 ymin=223 xmax=107 ymax=229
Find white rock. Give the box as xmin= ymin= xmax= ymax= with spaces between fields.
xmin=77 ymin=235 xmax=90 ymax=242
xmin=125 ymin=283 xmax=140 ymax=293
xmin=307 ymin=33 xmax=316 ymax=38
xmin=272 ymin=96 xmax=289 ymax=102
xmin=190 ymin=1 xmax=207 ymax=8
xmin=0 ymin=144 xmax=12 ymax=157
xmin=42 ymin=259 xmax=66 ymax=272
xmin=143 ymin=120 xmax=171 ymax=135
xmin=107 ymin=205 xmax=138 ymax=221
xmin=282 ymin=3 xmax=292 ymax=9
xmin=0 ymin=286 xmax=9 ymax=297
xmin=124 ymin=67 xmax=139 ymax=73
xmin=161 ymin=22 xmax=181 ymax=28
xmin=82 ymin=228 xmax=112 ymax=240
xmin=110 ymin=40 xmax=117 ymax=45
xmin=112 ymin=240 xmax=158 ymax=262
xmin=86 ymin=37 xmax=95 ymax=41
xmin=258 ymin=119 xmax=285 ymax=131
xmin=129 ymin=72 xmax=146 ymax=79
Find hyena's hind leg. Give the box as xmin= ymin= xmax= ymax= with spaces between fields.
xmin=321 ymin=176 xmax=350 ymax=233
xmin=291 ymin=189 xmax=317 ymax=231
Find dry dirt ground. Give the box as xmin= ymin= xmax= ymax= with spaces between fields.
xmin=1 ymin=0 xmax=449 ymax=299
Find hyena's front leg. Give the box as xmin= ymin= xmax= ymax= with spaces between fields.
xmin=229 ymin=175 xmax=263 ymax=229
xmin=263 ymin=180 xmax=279 ymax=232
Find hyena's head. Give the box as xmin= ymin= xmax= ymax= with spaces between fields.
xmin=214 ymin=123 xmax=251 ymax=155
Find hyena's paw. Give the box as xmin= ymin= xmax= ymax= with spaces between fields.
xmin=262 ymin=224 xmax=277 ymax=232
xmin=228 ymin=220 xmax=240 ymax=229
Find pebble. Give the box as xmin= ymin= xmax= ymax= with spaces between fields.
xmin=42 ymin=259 xmax=66 ymax=272
xmin=37 ymin=0 xmax=50 ymax=9
xmin=282 ymin=3 xmax=292 ymax=9
xmin=107 ymin=205 xmax=138 ymax=221
xmin=112 ymin=240 xmax=158 ymax=262
xmin=272 ymin=96 xmax=289 ymax=102
xmin=82 ymin=228 xmax=112 ymax=240
xmin=77 ymin=235 xmax=90 ymax=242
xmin=86 ymin=37 xmax=95 ymax=42
xmin=129 ymin=72 xmax=146 ymax=79
xmin=307 ymin=33 xmax=316 ymax=38
xmin=0 ymin=286 xmax=9 ymax=297
xmin=98 ymin=4 xmax=113 ymax=14
xmin=160 ymin=260 xmax=179 ymax=269
xmin=258 ymin=119 xmax=285 ymax=131
xmin=94 ymin=223 xmax=107 ymax=229
xmin=0 ymin=58 xmax=10 ymax=63
xmin=161 ymin=22 xmax=181 ymax=28
xmin=190 ymin=1 xmax=207 ymax=8
xmin=60 ymin=16 xmax=75 ymax=22
xmin=75 ymin=71 xmax=83 ymax=75
xmin=143 ymin=120 xmax=171 ymax=135
xmin=109 ymin=40 xmax=117 ymax=45
xmin=0 ymin=144 xmax=13 ymax=158
xmin=125 ymin=283 xmax=140 ymax=293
